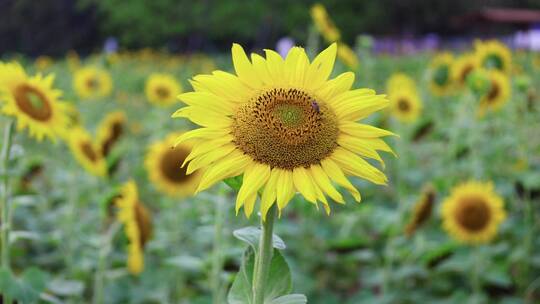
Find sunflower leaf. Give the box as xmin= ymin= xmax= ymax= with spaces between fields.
xmin=233 ymin=226 xmax=286 ymax=253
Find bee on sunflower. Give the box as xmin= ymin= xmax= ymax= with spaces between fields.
xmin=145 ymin=132 xmax=203 ymax=197
xmin=429 ymin=53 xmax=454 ymax=96
xmin=67 ymin=127 xmax=107 ymax=177
xmin=310 ymin=3 xmax=341 ymax=43
xmin=474 ymin=40 xmax=512 ymax=74
xmin=96 ymin=111 xmax=126 ymax=157
xmin=452 ymin=53 xmax=480 ymax=88
xmin=389 ymin=88 xmax=422 ymax=123
xmin=478 ymin=70 xmax=511 ymax=116
xmin=442 ymin=181 xmax=506 ymax=244
xmin=115 ymin=180 xmax=153 ymax=275
xmin=144 ymin=73 xmax=183 ymax=106
xmin=73 ymin=66 xmax=113 ymax=99
xmin=0 ymin=61 xmax=70 ymax=141
xmin=172 ymin=43 xmax=394 ymax=219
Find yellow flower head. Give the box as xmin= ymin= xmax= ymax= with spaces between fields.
xmin=35 ymin=56 xmax=53 ymax=71
xmin=442 ymin=181 xmax=506 ymax=244
xmin=173 ymin=43 xmax=394 ymax=219
xmin=67 ymin=127 xmax=107 ymax=177
xmin=337 ymin=43 xmax=360 ymax=70
xmin=475 ymin=40 xmax=512 ymax=74
xmin=452 ymin=53 xmax=480 ymax=87
xmin=96 ymin=111 xmax=126 ymax=157
xmin=386 ymin=73 xmax=417 ymax=96
xmin=405 ymin=185 xmax=436 ymax=236
xmin=0 ymin=62 xmax=70 ymax=141
xmin=145 ymin=132 xmax=203 ymax=197
xmin=478 ymin=70 xmax=511 ymax=116
xmin=73 ymin=66 xmax=113 ymax=99
xmin=389 ymin=88 xmax=422 ymax=123
xmin=115 ymin=180 xmax=153 ymax=275
xmin=144 ymin=73 xmax=183 ymax=106
xmin=429 ymin=53 xmax=454 ymax=96
xmin=310 ymin=3 xmax=341 ymax=43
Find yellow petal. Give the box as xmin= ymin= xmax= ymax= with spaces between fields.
xmin=178 ymin=92 xmax=236 ymax=115
xmin=292 ymin=167 xmax=317 ymax=204
xmin=276 ymin=169 xmax=295 ymax=211
xmin=330 ymin=148 xmax=387 ymax=185
xmin=184 ymin=136 xmax=234 ymax=165
xmin=310 ymin=165 xmax=344 ymax=204
xmin=306 ymin=43 xmax=337 ymax=91
xmin=171 ymin=106 xmax=232 ymax=128
xmin=243 ymin=192 xmax=258 ymax=218
xmin=264 ymin=49 xmax=285 ymax=86
xmin=338 ymin=134 xmax=385 ymax=167
xmin=320 ymin=158 xmax=361 ymax=202
xmin=186 ymin=145 xmax=236 ymax=174
xmin=232 ymin=43 xmax=263 ymax=88
xmin=260 ymin=169 xmax=280 ymax=220
xmin=173 ymin=128 xmax=230 ymax=146
xmin=236 ymin=163 xmax=271 ymax=214
xmin=251 ymin=53 xmax=272 ymax=85
xmin=339 ymin=121 xmax=396 ymax=138
xmin=315 ymin=72 xmax=355 ymax=102
xmin=196 ymin=151 xmax=251 ymax=193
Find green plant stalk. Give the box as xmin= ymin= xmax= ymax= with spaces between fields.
xmin=211 ymin=193 xmax=226 ymax=304
xmin=93 ymin=221 xmax=121 ymax=304
xmin=252 ymin=204 xmax=277 ymax=304
xmin=1 ymin=120 xmax=14 ymax=304
xmin=1 ymin=120 xmax=14 ymax=267
xmin=471 ymin=246 xmax=482 ymax=298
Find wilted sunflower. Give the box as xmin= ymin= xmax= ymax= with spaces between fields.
xmin=452 ymin=54 xmax=479 ymax=87
xmin=144 ymin=73 xmax=182 ymax=106
xmin=96 ymin=111 xmax=126 ymax=156
xmin=337 ymin=43 xmax=360 ymax=70
xmin=475 ymin=40 xmax=512 ymax=74
xmin=478 ymin=70 xmax=510 ymax=115
xmin=442 ymin=181 xmax=506 ymax=244
xmin=145 ymin=132 xmax=203 ymax=197
xmin=115 ymin=180 xmax=153 ymax=275
xmin=173 ymin=43 xmax=394 ymax=219
xmin=73 ymin=66 xmax=113 ymax=99
xmin=389 ymin=88 xmax=422 ymax=123
xmin=429 ymin=53 xmax=454 ymax=96
xmin=0 ymin=62 xmax=69 ymax=141
xmin=386 ymin=73 xmax=416 ymax=96
xmin=310 ymin=3 xmax=341 ymax=43
xmin=68 ymin=127 xmax=107 ymax=177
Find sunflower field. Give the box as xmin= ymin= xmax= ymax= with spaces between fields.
xmin=1 ymin=2 xmax=540 ymax=304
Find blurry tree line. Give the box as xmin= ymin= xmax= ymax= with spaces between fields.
xmin=1 ymin=0 xmax=540 ymax=56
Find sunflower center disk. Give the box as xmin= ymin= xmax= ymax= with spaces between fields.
xmin=86 ymin=78 xmax=100 ymax=90
xmin=486 ymin=81 xmax=500 ymax=102
xmin=14 ymin=84 xmax=53 ymax=121
xmin=485 ymin=54 xmax=503 ymax=70
xmin=156 ymin=86 xmax=170 ymax=99
xmin=397 ymin=98 xmax=410 ymax=112
xmin=232 ymin=88 xmax=339 ymax=170
xmin=456 ymin=198 xmax=491 ymax=232
xmin=160 ymin=148 xmax=191 ymax=183
xmin=81 ymin=142 xmax=98 ymax=162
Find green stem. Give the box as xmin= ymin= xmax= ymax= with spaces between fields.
xmin=471 ymin=247 xmax=482 ymax=300
xmin=211 ymin=193 xmax=226 ymax=304
xmin=252 ymin=204 xmax=277 ymax=304
xmin=1 ymin=120 xmax=14 ymax=304
xmin=93 ymin=221 xmax=121 ymax=304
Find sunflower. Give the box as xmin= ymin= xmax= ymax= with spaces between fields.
xmin=144 ymin=73 xmax=182 ymax=106
xmin=442 ymin=181 xmax=506 ymax=244
xmin=475 ymin=40 xmax=512 ymax=74
xmin=337 ymin=43 xmax=360 ymax=70
xmin=452 ymin=53 xmax=480 ymax=87
xmin=73 ymin=66 xmax=113 ymax=99
xmin=310 ymin=3 xmax=341 ymax=43
xmin=96 ymin=111 xmax=126 ymax=156
xmin=173 ymin=43 xmax=394 ymax=219
xmin=35 ymin=56 xmax=53 ymax=71
xmin=386 ymin=73 xmax=417 ymax=96
xmin=115 ymin=180 xmax=152 ymax=275
xmin=478 ymin=70 xmax=511 ymax=115
xmin=0 ymin=62 xmax=70 ymax=141
xmin=429 ymin=53 xmax=454 ymax=96
xmin=389 ymin=88 xmax=422 ymax=123
xmin=405 ymin=185 xmax=435 ymax=236
xmin=145 ymin=132 xmax=203 ymax=197
xmin=67 ymin=127 xmax=107 ymax=177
